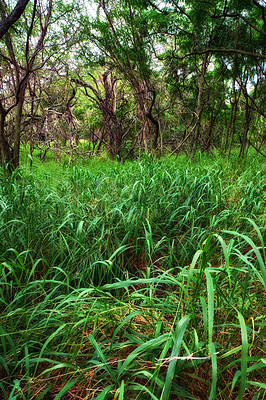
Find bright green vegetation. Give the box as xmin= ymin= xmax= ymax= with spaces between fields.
xmin=0 ymin=152 xmax=265 ymax=399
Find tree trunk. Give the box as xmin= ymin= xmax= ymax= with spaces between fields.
xmin=0 ymin=110 xmax=13 ymax=168
xmin=13 ymin=100 xmax=23 ymax=169
xmin=239 ymin=98 xmax=252 ymax=158
xmin=146 ymin=89 xmax=159 ymax=151
xmin=192 ymin=53 xmax=208 ymax=155
xmin=136 ymin=87 xmax=149 ymax=153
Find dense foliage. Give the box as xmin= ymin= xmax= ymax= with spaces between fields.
xmin=0 ymin=152 xmax=265 ymax=399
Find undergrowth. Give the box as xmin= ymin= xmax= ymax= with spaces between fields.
xmin=0 ymin=152 xmax=265 ymax=399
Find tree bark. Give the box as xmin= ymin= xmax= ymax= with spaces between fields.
xmin=13 ymin=100 xmax=23 ymax=168
xmin=192 ymin=53 xmax=209 ymax=154
xmin=0 ymin=0 xmax=30 ymax=39
xmin=146 ymin=89 xmax=160 ymax=150
xmin=0 ymin=108 xmax=12 ymax=168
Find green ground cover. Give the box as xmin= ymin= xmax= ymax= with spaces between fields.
xmin=0 ymin=152 xmax=265 ymax=399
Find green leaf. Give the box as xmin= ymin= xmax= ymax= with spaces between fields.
xmin=118 ymin=380 xmax=125 ymax=400
xmin=209 ymin=343 xmax=217 ymax=400
xmin=237 ymin=311 xmax=249 ymax=400
xmin=89 ymin=334 xmax=118 ymax=383
xmin=161 ymin=315 xmax=190 ymax=400
xmin=224 ymin=230 xmax=266 ymax=289
xmin=94 ymin=385 xmax=114 ymax=400
xmin=246 ymin=381 xmax=266 ymax=389
xmin=110 ymin=311 xmax=141 ymax=349
xmin=118 ymin=334 xmax=169 ymax=378
xmin=54 ymin=379 xmax=78 ymax=400
xmin=205 ymin=270 xmax=214 ymax=346
xmin=34 ymin=325 xmax=66 ymax=373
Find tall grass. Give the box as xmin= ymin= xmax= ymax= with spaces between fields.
xmin=0 ymin=152 xmax=265 ymax=399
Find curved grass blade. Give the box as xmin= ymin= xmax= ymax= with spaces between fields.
xmin=129 ymin=383 xmax=160 ymax=400
xmin=118 ymin=334 xmax=169 ymax=378
xmin=205 ymin=270 xmax=214 ymax=346
xmin=34 ymin=324 xmax=66 ymax=373
xmin=246 ymin=381 xmax=266 ymax=390
xmin=161 ymin=315 xmax=190 ymax=400
xmin=100 ymin=277 xmax=175 ymax=291
xmin=118 ymin=380 xmax=124 ymax=400
xmin=209 ymin=342 xmax=217 ymax=400
xmin=110 ymin=311 xmax=141 ymax=349
xmin=237 ymin=311 xmax=248 ymax=400
xmin=89 ymin=334 xmax=118 ymax=384
xmin=53 ymin=379 xmax=79 ymax=400
xmin=244 ymin=218 xmax=265 ymax=259
xmin=224 ymin=230 xmax=266 ymax=289
xmin=94 ymin=385 xmax=114 ymax=400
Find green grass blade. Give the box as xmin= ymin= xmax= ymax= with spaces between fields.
xmin=237 ymin=311 xmax=249 ymax=400
xmin=110 ymin=311 xmax=141 ymax=349
xmin=118 ymin=334 xmax=169 ymax=378
xmin=246 ymin=381 xmax=266 ymax=389
xmin=89 ymin=334 xmax=117 ymax=383
xmin=205 ymin=270 xmax=214 ymax=346
xmin=205 ymin=270 xmax=217 ymax=399
xmin=53 ymin=379 xmax=79 ymax=400
xmin=130 ymin=383 xmax=160 ymax=400
xmin=224 ymin=230 xmax=266 ymax=289
xmin=94 ymin=385 xmax=114 ymax=400
xmin=34 ymin=324 xmax=66 ymax=373
xmin=118 ymin=380 xmax=125 ymax=400
xmin=209 ymin=342 xmax=217 ymax=400
xmin=161 ymin=315 xmax=190 ymax=400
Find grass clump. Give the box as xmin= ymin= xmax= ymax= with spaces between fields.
xmin=0 ymin=152 xmax=265 ymax=399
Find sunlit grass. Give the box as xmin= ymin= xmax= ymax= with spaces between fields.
xmin=0 ymin=152 xmax=265 ymax=399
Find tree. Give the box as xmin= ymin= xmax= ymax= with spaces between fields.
xmin=78 ymin=0 xmax=161 ymax=154
xmin=0 ymin=0 xmax=81 ymax=168
xmin=73 ymin=69 xmax=138 ymax=160
xmin=0 ymin=0 xmax=53 ymax=169
xmin=147 ymin=0 xmax=266 ymax=155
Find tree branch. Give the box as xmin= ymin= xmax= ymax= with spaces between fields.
xmin=168 ymin=48 xmax=266 ymax=60
xmin=0 ymin=0 xmax=30 ymax=39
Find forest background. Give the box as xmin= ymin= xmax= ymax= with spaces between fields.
xmin=0 ymin=0 xmax=265 ymax=165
